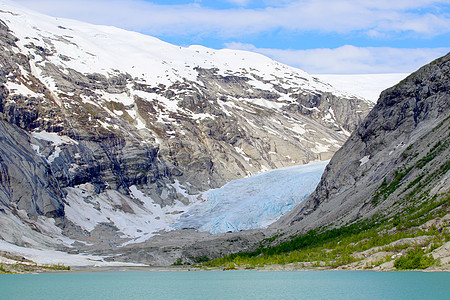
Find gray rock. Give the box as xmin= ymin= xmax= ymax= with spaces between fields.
xmin=0 ymin=119 xmax=64 ymax=218
xmin=275 ymin=52 xmax=450 ymax=233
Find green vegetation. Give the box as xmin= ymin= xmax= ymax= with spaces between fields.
xmin=0 ymin=262 xmax=71 ymax=274
xmin=373 ymin=126 xmax=449 ymax=208
xmin=417 ymin=140 xmax=448 ymax=169
xmin=200 ymin=191 xmax=449 ymax=270
xmin=373 ymin=166 xmax=412 ymax=206
xmin=193 ymin=256 xmax=209 ymax=264
xmin=394 ymin=248 xmax=438 ymax=270
xmin=41 ymin=264 xmax=71 ymax=271
xmin=173 ymin=256 xmax=210 ymax=266
xmin=173 ymin=258 xmax=183 ymax=266
xmin=204 ymin=221 xmax=444 ymax=270
xmin=0 ymin=264 xmax=12 ymax=274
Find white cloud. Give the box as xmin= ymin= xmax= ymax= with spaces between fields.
xmin=225 ymin=43 xmax=450 ymax=74
xmin=11 ymin=0 xmax=450 ymax=38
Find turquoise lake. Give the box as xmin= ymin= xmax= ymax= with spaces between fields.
xmin=1 ymin=270 xmax=449 ymax=299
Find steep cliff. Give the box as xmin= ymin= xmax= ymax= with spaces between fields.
xmin=276 ymin=52 xmax=450 ymax=232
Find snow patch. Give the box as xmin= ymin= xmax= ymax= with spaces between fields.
xmin=360 ymin=155 xmax=370 ymax=166
xmin=171 ymin=180 xmax=202 ymax=207
xmin=192 ymin=113 xmax=215 ymax=120
xmin=64 ymin=183 xmax=194 ymax=245
xmin=235 ymin=146 xmax=251 ymax=162
xmin=32 ymin=131 xmax=78 ymax=146
xmin=0 ymin=239 xmax=145 ymax=267
xmin=31 ymin=131 xmax=78 ymax=163
xmin=312 ymin=142 xmax=330 ymax=154
xmin=5 ymin=81 xmax=41 ymax=97
xmin=245 ymin=98 xmax=284 ymax=110
xmin=100 ymin=90 xmax=134 ymax=106
xmin=290 ymin=123 xmax=307 ymax=135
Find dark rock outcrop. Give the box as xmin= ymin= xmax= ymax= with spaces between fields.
xmin=0 ymin=119 xmax=64 ymax=218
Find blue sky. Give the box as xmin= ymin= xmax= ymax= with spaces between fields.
xmin=13 ymin=0 xmax=450 ymax=74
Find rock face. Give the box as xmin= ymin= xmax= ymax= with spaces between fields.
xmin=0 ymin=119 xmax=64 ymax=218
xmin=0 ymin=1 xmax=373 ymax=252
xmin=276 ymin=52 xmax=450 ymax=233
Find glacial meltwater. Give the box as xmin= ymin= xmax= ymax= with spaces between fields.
xmin=1 ymin=270 xmax=449 ymax=299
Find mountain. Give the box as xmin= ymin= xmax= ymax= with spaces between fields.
xmin=0 ymin=0 xmax=371 ymax=260
xmin=195 ymin=52 xmax=449 ymax=271
xmin=276 ymin=52 xmax=449 ymax=233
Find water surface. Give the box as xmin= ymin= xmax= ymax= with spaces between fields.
xmin=1 ymin=270 xmax=449 ymax=299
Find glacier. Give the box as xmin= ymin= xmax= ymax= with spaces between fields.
xmin=174 ymin=161 xmax=328 ymax=234
xmin=314 ymin=73 xmax=409 ymax=103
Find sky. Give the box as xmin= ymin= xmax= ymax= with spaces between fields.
xmin=11 ymin=0 xmax=450 ymax=74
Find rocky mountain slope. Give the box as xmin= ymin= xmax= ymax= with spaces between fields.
xmin=0 ymin=0 xmax=371 ymax=255
xmin=185 ymin=53 xmax=449 ymax=271
xmin=276 ymin=52 xmax=449 ymax=233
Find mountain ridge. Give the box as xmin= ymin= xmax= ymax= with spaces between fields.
xmin=0 ymin=0 xmax=371 ymax=257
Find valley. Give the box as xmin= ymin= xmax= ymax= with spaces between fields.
xmin=0 ymin=1 xmax=448 ymax=273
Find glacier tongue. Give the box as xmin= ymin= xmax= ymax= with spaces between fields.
xmin=174 ymin=161 xmax=328 ymax=234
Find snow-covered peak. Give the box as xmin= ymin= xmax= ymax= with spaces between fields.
xmin=0 ymin=0 xmax=357 ymax=99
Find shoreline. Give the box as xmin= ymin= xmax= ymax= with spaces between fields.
xmin=2 ymin=263 xmax=448 ymax=274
